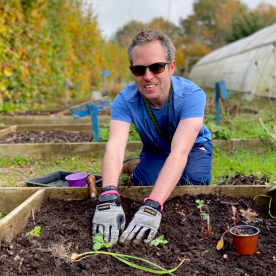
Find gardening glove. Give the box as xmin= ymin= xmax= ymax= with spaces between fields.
xmin=119 ymin=204 xmax=162 ymax=244
xmin=92 ymin=193 xmax=125 ymax=244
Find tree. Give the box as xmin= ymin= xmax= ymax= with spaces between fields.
xmin=224 ymin=2 xmax=276 ymax=43
xmin=179 ymin=0 xmax=227 ymax=47
xmin=112 ymin=20 xmax=146 ymax=48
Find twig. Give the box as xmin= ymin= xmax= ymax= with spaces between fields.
xmin=18 ymin=258 xmax=24 ymax=273
xmin=31 ymin=209 xmax=35 ymax=223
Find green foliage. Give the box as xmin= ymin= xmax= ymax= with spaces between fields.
xmin=11 ymin=155 xmax=29 ymax=166
xmin=0 ymin=212 xmax=2 ymax=220
xmin=100 ymin=123 xmax=140 ymax=142
xmin=128 ymin=123 xmax=141 ymax=141
xmin=99 ymin=123 xmax=110 ymax=142
xmin=0 ymin=0 xmax=129 ymax=109
xmin=206 ymin=123 xmax=231 ymax=139
xmin=195 ymin=199 xmax=204 ymax=207
xmin=225 ymin=11 xmax=276 ymax=43
xmin=92 ymin=233 xmax=113 ymax=252
xmin=196 ymin=200 xmax=208 ymax=221
xmin=149 ymin=235 xmax=168 ymax=248
xmin=26 ymin=226 xmax=41 ymax=237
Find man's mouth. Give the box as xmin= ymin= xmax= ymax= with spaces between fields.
xmin=144 ymin=84 xmax=157 ymax=89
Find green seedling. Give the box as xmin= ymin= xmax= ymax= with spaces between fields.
xmin=150 ymin=235 xmax=168 ymax=248
xmin=0 ymin=212 xmax=2 ymax=221
xmin=70 ymin=234 xmax=186 ymax=275
xmin=26 ymin=226 xmax=41 ymax=237
xmin=93 ymin=233 xmax=113 ymax=252
xmin=195 ymin=200 xmax=210 ymax=233
xmin=217 ymin=206 xmax=239 ymax=250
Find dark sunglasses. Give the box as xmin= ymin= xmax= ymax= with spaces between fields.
xmin=129 ymin=61 xmax=172 ymax=76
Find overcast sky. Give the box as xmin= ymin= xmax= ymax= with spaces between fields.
xmin=88 ymin=0 xmax=276 ymax=39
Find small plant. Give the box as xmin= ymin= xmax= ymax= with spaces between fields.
xmin=26 ymin=226 xmax=41 ymax=237
xmin=0 ymin=212 xmax=2 ymax=221
xmin=69 ymin=234 xmax=186 ymax=274
xmin=195 ymin=199 xmax=211 ymax=235
xmin=12 ymin=155 xmax=30 ymax=166
xmin=217 ymin=206 xmax=239 ymax=250
xmin=93 ymin=233 xmax=113 ymax=252
xmin=149 ymin=235 xmax=168 ymax=248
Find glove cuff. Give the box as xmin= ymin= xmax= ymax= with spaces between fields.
xmin=144 ymin=197 xmax=163 ymax=211
xmin=99 ymin=193 xmax=121 ymax=206
xmin=100 ymin=190 xmax=120 ymax=197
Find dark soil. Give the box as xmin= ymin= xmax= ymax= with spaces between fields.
xmin=218 ymin=173 xmax=270 ymax=186
xmin=0 ymin=131 xmax=93 ymax=144
xmin=0 ymin=193 xmax=275 ymax=276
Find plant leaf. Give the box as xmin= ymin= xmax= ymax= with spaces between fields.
xmin=93 ymin=242 xmax=102 ymax=252
xmin=216 ymin=238 xmax=224 ymax=250
xmin=150 ymin=235 xmax=168 ymax=248
xmin=93 ymin=233 xmax=104 ymax=243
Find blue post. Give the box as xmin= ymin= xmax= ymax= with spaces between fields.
xmin=70 ymin=96 xmax=112 ymax=142
xmin=215 ymin=81 xmax=228 ymax=125
xmin=87 ymin=104 xmax=100 ymax=142
xmin=92 ymin=104 xmax=100 ymax=142
xmin=215 ymin=82 xmax=220 ymax=125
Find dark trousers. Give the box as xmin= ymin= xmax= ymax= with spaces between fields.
xmin=132 ymin=141 xmax=213 ymax=186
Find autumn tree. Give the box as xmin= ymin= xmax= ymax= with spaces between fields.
xmin=179 ymin=0 xmax=227 ymax=48
xmin=224 ymin=2 xmax=276 ymax=43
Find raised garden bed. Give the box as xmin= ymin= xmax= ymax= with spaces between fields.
xmin=0 ymin=114 xmax=111 ymax=126
xmin=0 ymin=186 xmax=275 ymax=275
xmin=0 ymin=130 xmax=93 ymax=144
xmin=0 ymin=140 xmax=271 ymax=159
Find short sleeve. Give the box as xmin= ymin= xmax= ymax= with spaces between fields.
xmin=179 ymin=83 xmax=206 ymax=120
xmin=111 ymin=93 xmax=133 ymax=124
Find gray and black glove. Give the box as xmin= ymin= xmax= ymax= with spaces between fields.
xmin=92 ymin=193 xmax=125 ymax=244
xmin=119 ymin=199 xmax=162 ymax=244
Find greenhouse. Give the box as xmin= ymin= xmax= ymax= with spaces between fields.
xmin=190 ymin=23 xmax=276 ymax=98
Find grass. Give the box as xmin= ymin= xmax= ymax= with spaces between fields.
xmin=0 ymin=155 xmax=102 ymax=187
xmin=211 ymin=147 xmax=276 ymax=185
xmin=1 ymin=147 xmax=276 ymax=187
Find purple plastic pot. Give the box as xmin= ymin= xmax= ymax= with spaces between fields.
xmin=65 ymin=173 xmax=87 ymax=187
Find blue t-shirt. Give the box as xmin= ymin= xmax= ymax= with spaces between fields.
xmin=111 ymin=76 xmax=211 ymax=153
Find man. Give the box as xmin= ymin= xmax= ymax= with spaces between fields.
xmin=92 ymin=29 xmax=213 ymax=245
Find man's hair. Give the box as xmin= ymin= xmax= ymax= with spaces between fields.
xmin=128 ymin=29 xmax=175 ymax=65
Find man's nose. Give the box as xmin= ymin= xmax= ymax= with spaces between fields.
xmin=143 ymin=67 xmax=153 ymax=81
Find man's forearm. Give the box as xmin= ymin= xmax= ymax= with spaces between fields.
xmin=102 ymin=143 xmax=125 ymax=188
xmin=149 ymin=152 xmax=188 ymax=204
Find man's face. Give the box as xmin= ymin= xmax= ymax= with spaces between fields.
xmin=131 ymin=40 xmax=175 ymax=107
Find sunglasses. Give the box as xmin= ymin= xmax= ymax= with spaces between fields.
xmin=129 ymin=61 xmax=172 ymax=76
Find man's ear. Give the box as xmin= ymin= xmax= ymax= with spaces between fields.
xmin=169 ymin=60 xmax=176 ymax=76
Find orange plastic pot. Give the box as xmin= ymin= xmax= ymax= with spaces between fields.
xmin=230 ymin=225 xmax=260 ymax=255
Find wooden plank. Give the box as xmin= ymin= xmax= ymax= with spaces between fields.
xmin=0 ymin=125 xmax=16 ymax=138
xmin=0 ymin=142 xmax=143 ymax=158
xmin=118 ymin=185 xmax=273 ymax=202
xmin=0 ymin=139 xmax=269 ymax=159
xmin=16 ymin=124 xmax=99 ymax=132
xmin=0 ymin=189 xmax=45 ymax=247
xmin=0 ymin=187 xmax=41 ymax=215
xmin=0 ymin=115 xmax=110 ymax=125
xmin=212 ymin=139 xmax=270 ymax=153
xmin=17 ymin=186 xmax=273 ymax=203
